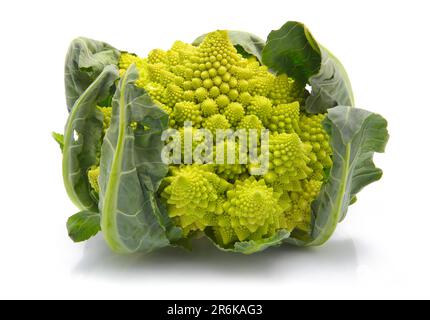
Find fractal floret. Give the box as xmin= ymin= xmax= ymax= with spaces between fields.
xmin=56 ymin=21 xmax=388 ymax=255
xmin=217 ymin=177 xmax=285 ymax=245
xmin=161 ymin=165 xmax=230 ymax=236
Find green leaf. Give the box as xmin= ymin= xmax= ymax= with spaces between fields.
xmin=206 ymin=229 xmax=290 ymax=255
xmin=300 ymin=106 xmax=389 ymax=246
xmin=262 ymin=22 xmax=321 ymax=85
xmin=62 ymin=65 xmax=119 ymax=212
xmin=306 ymin=46 xmax=355 ymax=113
xmin=52 ymin=132 xmax=64 ymax=151
xmin=99 ymin=65 xmax=177 ymax=254
xmin=67 ymin=211 xmax=101 ymax=242
xmin=262 ymin=21 xmax=354 ymax=113
xmin=193 ymin=31 xmax=265 ymax=63
xmin=65 ymin=37 xmax=120 ymax=111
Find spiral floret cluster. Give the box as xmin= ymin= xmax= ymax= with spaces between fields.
xmin=109 ymin=30 xmax=334 ymax=246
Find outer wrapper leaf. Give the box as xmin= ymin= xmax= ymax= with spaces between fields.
xmin=62 ymin=65 xmax=119 ymax=211
xmin=67 ymin=211 xmax=101 ymax=242
xmin=262 ymin=21 xmax=355 ymax=112
xmin=289 ymin=106 xmax=389 ymax=246
xmin=99 ymin=65 xmax=179 ymax=254
xmin=306 ymin=47 xmax=355 ymax=113
xmin=206 ymin=229 xmax=290 ymax=255
xmin=65 ymin=38 xmax=120 ymax=111
xmin=193 ymin=31 xmax=265 ymax=63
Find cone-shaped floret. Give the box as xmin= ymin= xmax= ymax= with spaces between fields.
xmin=172 ymin=101 xmax=202 ymax=127
xmin=161 ymin=166 xmax=231 ymax=234
xmin=264 ymin=133 xmax=313 ymax=191
xmin=214 ymin=177 xmax=285 ymax=244
xmin=204 ymin=114 xmax=231 ymax=134
xmin=299 ymin=114 xmax=332 ymax=180
xmin=224 ymin=102 xmax=245 ymax=125
xmin=247 ymin=95 xmax=273 ymax=125
xmin=268 ymin=102 xmax=300 ymax=134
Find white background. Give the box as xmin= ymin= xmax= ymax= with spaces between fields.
xmin=0 ymin=0 xmax=429 ymax=300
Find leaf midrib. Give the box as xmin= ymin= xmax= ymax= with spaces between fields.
xmin=101 ymin=68 xmax=130 ymax=253
xmin=308 ymin=143 xmax=351 ymax=246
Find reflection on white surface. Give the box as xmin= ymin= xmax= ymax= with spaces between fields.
xmin=73 ymin=234 xmax=358 ymax=281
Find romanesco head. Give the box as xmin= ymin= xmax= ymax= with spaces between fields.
xmin=116 ymin=30 xmax=332 ymax=247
